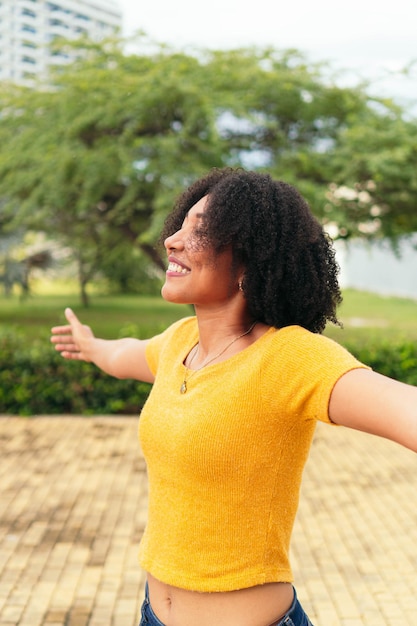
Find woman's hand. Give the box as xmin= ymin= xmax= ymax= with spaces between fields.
xmin=50 ymin=307 xmax=155 ymax=382
xmin=50 ymin=307 xmax=94 ymax=361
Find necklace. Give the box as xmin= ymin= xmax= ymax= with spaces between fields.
xmin=180 ymin=320 xmax=257 ymax=394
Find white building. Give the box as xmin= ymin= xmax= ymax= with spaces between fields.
xmin=0 ymin=0 xmax=122 ymax=86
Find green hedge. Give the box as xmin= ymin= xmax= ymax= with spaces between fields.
xmin=342 ymin=338 xmax=417 ymax=386
xmin=1 ymin=330 xmax=417 ymax=416
xmin=0 ymin=330 xmax=151 ymax=416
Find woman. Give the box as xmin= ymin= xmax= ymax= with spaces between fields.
xmin=51 ymin=168 xmax=417 ymax=626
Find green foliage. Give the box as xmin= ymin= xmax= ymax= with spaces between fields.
xmin=0 ymin=329 xmax=151 ymax=416
xmin=0 ymin=293 xmax=190 ymax=415
xmin=99 ymin=245 xmax=163 ymax=295
xmin=326 ymin=112 xmax=417 ymax=241
xmin=0 ymin=38 xmax=227 ymax=304
xmin=342 ymin=337 xmax=417 ymax=386
xmin=1 ymin=36 xmax=416 ymax=305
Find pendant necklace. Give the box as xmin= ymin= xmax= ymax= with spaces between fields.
xmin=180 ymin=320 xmax=257 ymax=394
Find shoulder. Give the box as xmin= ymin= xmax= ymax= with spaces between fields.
xmin=262 ymin=324 xmax=368 ymax=385
xmin=145 ymin=317 xmax=197 ymax=373
xmin=265 ymin=324 xmax=353 ymax=357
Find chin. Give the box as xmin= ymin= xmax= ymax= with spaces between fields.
xmin=161 ymin=284 xmax=188 ymax=304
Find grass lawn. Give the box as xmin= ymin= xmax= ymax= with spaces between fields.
xmin=0 ymin=293 xmax=191 ymax=342
xmin=0 ymin=287 xmax=416 ymax=344
xmin=325 ymin=288 xmax=417 ymax=343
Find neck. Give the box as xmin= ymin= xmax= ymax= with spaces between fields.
xmin=192 ymin=308 xmax=257 ymax=362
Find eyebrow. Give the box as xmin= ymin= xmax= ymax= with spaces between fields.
xmin=185 ymin=211 xmax=204 ymax=220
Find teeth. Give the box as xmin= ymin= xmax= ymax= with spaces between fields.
xmin=168 ymin=262 xmax=189 ymax=274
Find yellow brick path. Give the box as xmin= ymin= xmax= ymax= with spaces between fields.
xmin=0 ymin=416 xmax=416 ymax=626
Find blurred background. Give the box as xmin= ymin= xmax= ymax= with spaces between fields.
xmin=1 ymin=0 xmax=416 ymax=414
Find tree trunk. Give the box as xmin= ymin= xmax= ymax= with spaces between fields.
xmin=80 ymin=280 xmax=89 ymax=308
xmin=77 ymin=258 xmax=90 ymax=307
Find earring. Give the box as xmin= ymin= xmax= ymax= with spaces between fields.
xmin=238 ymin=280 xmax=243 ymax=292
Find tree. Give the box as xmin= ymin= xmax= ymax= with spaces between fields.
xmin=323 ymin=111 xmax=417 ymax=242
xmin=0 ymin=38 xmax=228 ymax=303
xmin=0 ymin=36 xmax=415 ymax=303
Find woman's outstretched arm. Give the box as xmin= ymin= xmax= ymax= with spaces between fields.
xmin=329 ymin=368 xmax=417 ymax=452
xmin=50 ymin=307 xmax=155 ymax=383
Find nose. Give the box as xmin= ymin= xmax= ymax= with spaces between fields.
xmin=164 ymin=227 xmax=184 ymax=252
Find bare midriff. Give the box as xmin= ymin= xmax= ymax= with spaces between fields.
xmin=147 ymin=573 xmax=294 ymax=626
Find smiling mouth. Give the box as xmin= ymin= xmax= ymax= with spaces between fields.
xmin=167 ymin=261 xmax=190 ymax=274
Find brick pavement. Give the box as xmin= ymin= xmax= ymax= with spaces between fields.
xmin=0 ymin=416 xmax=416 ymax=626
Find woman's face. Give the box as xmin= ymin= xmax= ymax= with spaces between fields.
xmin=161 ymin=196 xmax=239 ymax=307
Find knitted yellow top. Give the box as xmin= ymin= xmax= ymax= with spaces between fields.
xmin=138 ymin=317 xmax=368 ymax=592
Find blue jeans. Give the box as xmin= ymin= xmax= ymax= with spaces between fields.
xmin=139 ymin=583 xmax=314 ymax=626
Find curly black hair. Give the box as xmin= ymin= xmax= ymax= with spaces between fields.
xmin=160 ymin=168 xmax=342 ymax=333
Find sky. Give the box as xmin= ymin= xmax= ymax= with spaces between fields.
xmin=117 ymin=0 xmax=416 ymax=109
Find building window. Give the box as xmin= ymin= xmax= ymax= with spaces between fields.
xmin=50 ymin=49 xmax=69 ymax=59
xmin=47 ymin=2 xmax=71 ymax=14
xmin=22 ymin=55 xmax=36 ymax=64
xmin=22 ymin=24 xmax=37 ymax=33
xmin=49 ymin=18 xmax=69 ymax=28
xmin=22 ymin=8 xmax=37 ymax=17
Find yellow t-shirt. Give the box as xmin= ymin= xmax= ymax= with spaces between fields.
xmin=138 ymin=317 xmax=368 ymax=592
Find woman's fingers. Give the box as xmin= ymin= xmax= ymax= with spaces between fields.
xmin=65 ymin=307 xmax=78 ymax=323
xmin=51 ymin=324 xmax=72 ymax=335
xmin=50 ymin=309 xmax=94 ymax=361
xmin=51 ymin=313 xmax=79 ymax=357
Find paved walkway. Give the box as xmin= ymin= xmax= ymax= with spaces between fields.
xmin=0 ymin=416 xmax=416 ymax=626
